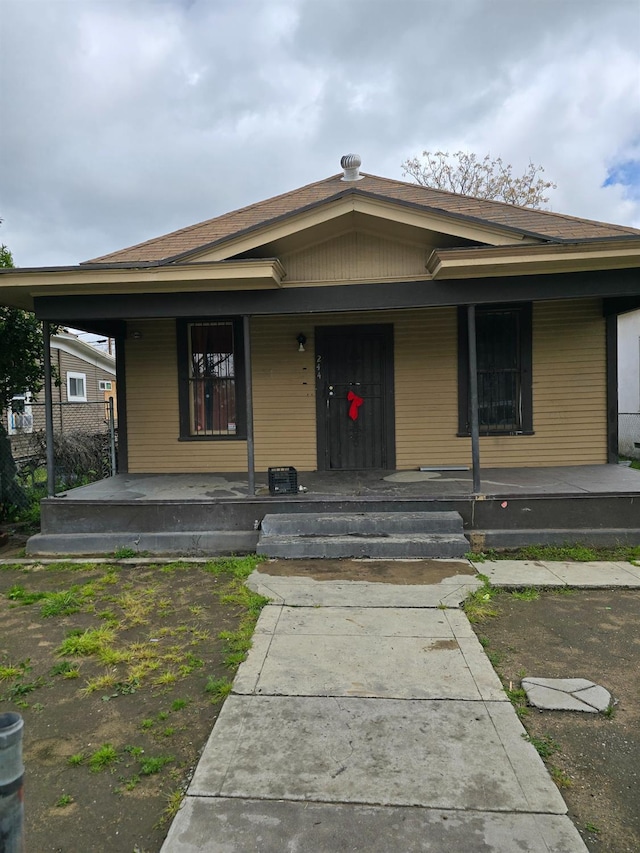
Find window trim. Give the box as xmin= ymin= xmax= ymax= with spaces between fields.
xmin=176 ymin=318 xmax=247 ymax=440
xmin=457 ymin=303 xmax=533 ymax=436
xmin=67 ymin=371 xmax=87 ymax=402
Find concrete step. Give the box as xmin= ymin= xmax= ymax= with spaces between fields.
xmin=259 ymin=534 xmax=469 ymax=559
xmin=258 ymin=512 xmax=468 ymax=558
xmin=261 ymin=511 xmax=464 ymax=537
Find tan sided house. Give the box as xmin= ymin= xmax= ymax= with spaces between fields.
xmin=2 ymin=155 xmax=640 ymax=555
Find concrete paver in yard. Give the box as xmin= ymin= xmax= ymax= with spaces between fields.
xmin=161 ymin=560 xmax=600 ymax=852
xmin=476 ymin=559 xmax=640 ymax=587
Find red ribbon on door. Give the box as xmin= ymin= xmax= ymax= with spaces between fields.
xmin=347 ymin=390 xmax=364 ymax=421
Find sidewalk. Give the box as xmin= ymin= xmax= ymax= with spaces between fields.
xmin=161 ymin=559 xmax=640 ymax=852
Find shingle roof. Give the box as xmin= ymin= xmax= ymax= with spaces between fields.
xmin=86 ymin=172 xmax=640 ymax=265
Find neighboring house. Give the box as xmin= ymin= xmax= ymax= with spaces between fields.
xmin=618 ymin=309 xmax=640 ymax=458
xmin=7 ymin=330 xmax=116 ymax=458
xmin=1 ymin=155 xmax=640 ymax=477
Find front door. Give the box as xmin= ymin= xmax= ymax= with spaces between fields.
xmin=315 ymin=324 xmax=395 ymax=470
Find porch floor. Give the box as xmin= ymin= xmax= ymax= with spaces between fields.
xmin=57 ymin=464 xmax=640 ymax=502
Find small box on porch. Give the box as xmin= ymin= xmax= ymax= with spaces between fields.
xmin=268 ymin=466 xmax=298 ymax=495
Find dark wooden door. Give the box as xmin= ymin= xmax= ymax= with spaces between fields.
xmin=315 ymin=324 xmax=395 ymax=470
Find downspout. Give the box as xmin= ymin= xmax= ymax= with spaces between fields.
xmin=242 ymin=315 xmax=255 ymax=496
xmin=467 ymin=305 xmax=481 ymax=495
xmin=42 ymin=321 xmax=55 ymax=497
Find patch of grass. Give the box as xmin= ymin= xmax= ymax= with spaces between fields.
xmin=522 ymin=733 xmax=560 ymax=759
xmin=490 ymin=542 xmax=640 ymax=563
xmin=139 ymin=755 xmax=173 ymax=776
xmin=49 ymin=660 xmax=78 ymax=677
xmin=40 ymin=588 xmax=84 ymax=617
xmin=55 ymin=794 xmax=74 ymax=808
xmin=171 ymin=698 xmax=189 ymax=712
xmin=463 ymin=576 xmax=501 ymax=623
xmin=205 ymin=676 xmax=233 ymax=703
xmin=88 ymin=743 xmax=119 ymax=772
xmin=465 ymin=549 xmax=500 ymax=563
xmin=6 ymin=585 xmax=48 ymax=605
xmin=602 ymin=704 xmax=616 ymax=719
xmin=550 ymin=766 xmax=572 ymax=788
xmin=82 ymin=673 xmax=117 ymax=694
xmin=153 ymin=671 xmax=177 ymax=688
xmin=203 ymin=555 xmax=264 ymax=580
xmin=67 ymin=753 xmax=85 ymax=767
xmin=57 ymin=627 xmax=115 ymax=657
xmin=511 ymin=588 xmax=540 ymax=601
xmin=0 ymin=663 xmax=24 ymax=680
xmin=140 ymin=718 xmax=154 ymax=730
xmin=585 ymin=822 xmax=600 ymax=834
xmin=486 ymin=650 xmax=502 ymax=667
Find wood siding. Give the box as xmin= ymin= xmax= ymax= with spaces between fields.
xmin=125 ymin=299 xmax=607 ymax=473
xmin=281 ymin=231 xmax=427 ymax=283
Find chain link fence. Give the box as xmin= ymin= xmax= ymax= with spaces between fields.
xmin=619 ymin=413 xmax=640 ymax=460
xmin=9 ymin=399 xmax=117 ymax=492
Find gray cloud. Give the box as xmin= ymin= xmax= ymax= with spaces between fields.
xmin=1 ymin=0 xmax=639 ymax=266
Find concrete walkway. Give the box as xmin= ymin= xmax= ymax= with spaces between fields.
xmin=161 ymin=560 xmax=640 ymax=852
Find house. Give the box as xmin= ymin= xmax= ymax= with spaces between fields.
xmin=8 ymin=329 xmax=116 ymax=460
xmin=1 ymin=154 xmax=640 ymax=554
xmin=618 ymin=309 xmax=640 ymax=458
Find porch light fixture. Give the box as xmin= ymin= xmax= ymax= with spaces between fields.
xmin=296 ymin=333 xmax=307 ymax=352
xmin=131 ymin=330 xmax=143 ymax=340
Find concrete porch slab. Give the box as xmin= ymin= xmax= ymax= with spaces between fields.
xmin=162 ymin=798 xmax=588 ymax=852
xmin=188 ymin=695 xmax=566 ymax=815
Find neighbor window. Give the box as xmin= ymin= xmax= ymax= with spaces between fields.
xmin=458 ymin=304 xmax=533 ymax=435
xmin=99 ymin=380 xmax=113 ymax=391
xmin=67 ymin=372 xmax=87 ymax=402
xmin=177 ymin=319 xmax=245 ymax=439
xmin=7 ymin=393 xmax=33 ymax=435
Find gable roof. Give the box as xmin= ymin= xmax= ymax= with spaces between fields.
xmin=86 ymin=172 xmax=640 ymax=266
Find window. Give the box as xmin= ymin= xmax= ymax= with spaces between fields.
xmin=458 ymin=304 xmax=533 ymax=435
xmin=99 ymin=380 xmax=113 ymax=391
xmin=177 ymin=319 xmax=246 ymax=439
xmin=67 ymin=372 xmax=87 ymax=402
xmin=7 ymin=393 xmax=33 ymax=435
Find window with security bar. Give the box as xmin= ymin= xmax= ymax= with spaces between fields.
xmin=177 ymin=319 xmax=245 ymax=439
xmin=458 ymin=304 xmax=533 ymax=436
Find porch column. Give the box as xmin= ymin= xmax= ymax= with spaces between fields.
xmin=605 ymin=313 xmax=618 ymax=464
xmin=467 ymin=305 xmax=481 ymax=494
xmin=42 ymin=320 xmax=55 ymax=497
xmin=242 ymin=315 xmax=255 ymax=496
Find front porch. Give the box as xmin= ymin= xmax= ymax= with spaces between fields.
xmin=27 ymin=464 xmax=640 ymax=555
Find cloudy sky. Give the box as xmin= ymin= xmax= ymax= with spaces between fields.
xmin=1 ymin=0 xmax=639 ymax=268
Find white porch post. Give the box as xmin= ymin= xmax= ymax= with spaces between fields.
xmin=42 ymin=320 xmax=55 ymax=497
xmin=467 ymin=305 xmax=481 ymax=495
xmin=242 ymin=315 xmax=255 ymax=496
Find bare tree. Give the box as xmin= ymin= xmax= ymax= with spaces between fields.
xmin=401 ymin=150 xmax=556 ymax=209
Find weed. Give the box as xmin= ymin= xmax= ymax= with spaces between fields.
xmin=550 ymin=766 xmax=572 ymax=788
xmin=522 ymin=733 xmax=560 ymax=759
xmin=160 ymin=727 xmax=176 ymax=738
xmin=49 ymin=661 xmax=78 ymax=677
xmin=140 ymin=718 xmax=155 ymax=730
xmin=67 ymin=753 xmax=85 ymax=767
xmin=89 ymin=744 xmax=118 ymax=772
xmin=585 ymin=822 xmax=600 ymax=834
xmin=140 ymin=755 xmax=173 ymax=775
xmin=121 ymin=775 xmax=141 ymax=791
xmin=153 ymin=671 xmax=177 ymax=688
xmin=113 ymin=547 xmax=137 ymax=559
xmin=463 ymin=577 xmax=500 ymax=623
xmin=602 ymin=704 xmax=616 ymax=719
xmin=57 ymin=627 xmax=115 ymax=657
xmin=6 ymin=585 xmax=47 ymax=605
xmin=0 ymin=664 xmax=23 ymax=680
xmin=5 ymin=676 xmax=45 ymax=699
xmin=55 ymin=794 xmax=74 ymax=808
xmin=171 ymin=698 xmax=189 ymax=712
xmin=155 ymin=789 xmax=184 ymax=827
xmin=40 ymin=588 xmax=83 ymax=617
xmin=511 ymin=588 xmax=540 ymax=601
xmin=123 ymin=745 xmax=145 ymax=758
xmin=465 ymin=549 xmax=500 ymax=563
xmin=159 ymin=561 xmax=191 ymax=573
xmin=31 ymin=702 xmax=45 ymax=712
xmin=157 ymin=711 xmax=169 ymax=721
xmin=82 ymin=673 xmax=117 ymax=694
xmin=205 ymin=676 xmax=233 ymax=702
xmin=477 ymin=635 xmax=490 ymax=648
xmin=486 ymin=650 xmax=502 ymax=666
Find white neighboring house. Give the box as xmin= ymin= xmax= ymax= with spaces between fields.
xmin=618 ymin=309 xmax=640 ymax=459
xmin=7 ymin=330 xmax=116 ymax=448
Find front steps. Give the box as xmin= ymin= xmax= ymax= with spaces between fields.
xmin=258 ymin=511 xmax=469 ymax=559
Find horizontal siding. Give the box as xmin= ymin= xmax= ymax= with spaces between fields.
xmin=125 ymin=299 xmax=607 ymax=473
xmin=282 ymin=231 xmax=426 ymax=282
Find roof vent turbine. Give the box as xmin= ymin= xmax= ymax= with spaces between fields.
xmin=340 ymin=154 xmax=363 ymax=182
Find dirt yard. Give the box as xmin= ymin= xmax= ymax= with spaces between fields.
xmin=473 ymin=586 xmax=640 ymax=853
xmin=0 ymin=557 xmax=265 ymax=853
